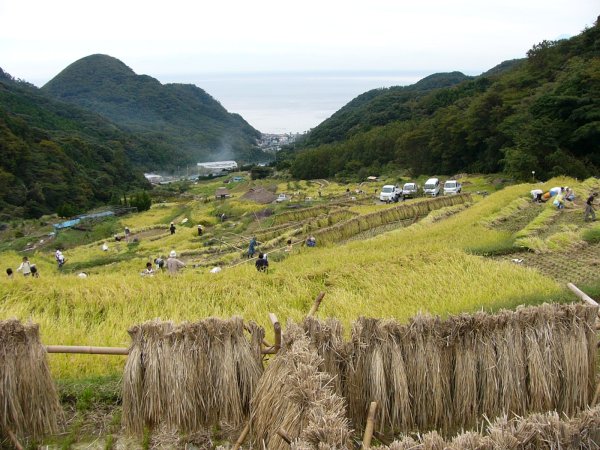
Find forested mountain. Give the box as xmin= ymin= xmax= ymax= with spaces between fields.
xmin=42 ymin=54 xmax=266 ymax=165
xmin=280 ymin=20 xmax=600 ymax=181
xmin=302 ymin=71 xmax=472 ymax=147
xmin=0 ymin=68 xmax=151 ymax=219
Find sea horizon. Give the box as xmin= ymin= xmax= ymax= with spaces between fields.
xmin=158 ymin=70 xmax=446 ymax=134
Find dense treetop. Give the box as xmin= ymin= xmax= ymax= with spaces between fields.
xmin=280 ymin=20 xmax=600 ymax=181
xmin=0 ymin=69 xmax=151 ymax=218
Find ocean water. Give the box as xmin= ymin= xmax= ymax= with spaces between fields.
xmin=163 ymin=71 xmax=429 ymax=134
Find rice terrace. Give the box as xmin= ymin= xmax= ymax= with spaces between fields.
xmin=1 ymin=173 xmax=600 ymax=449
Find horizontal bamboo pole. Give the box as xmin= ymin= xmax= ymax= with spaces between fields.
xmin=568 ymin=283 xmax=599 ymax=308
xmin=45 ymin=345 xmax=129 ymax=355
xmin=46 ymin=344 xmax=279 ymax=356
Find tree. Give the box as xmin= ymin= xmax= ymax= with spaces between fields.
xmin=129 ymin=191 xmax=152 ymax=212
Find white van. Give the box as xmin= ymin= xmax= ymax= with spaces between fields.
xmin=443 ymin=180 xmax=462 ymax=195
xmin=423 ymin=178 xmax=440 ymax=197
xmin=379 ymin=185 xmax=400 ymax=203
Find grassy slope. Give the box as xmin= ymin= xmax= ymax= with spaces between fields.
xmin=3 ymin=177 xmax=587 ymax=380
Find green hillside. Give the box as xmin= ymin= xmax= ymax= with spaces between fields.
xmin=302 ymin=71 xmax=472 ymax=146
xmin=42 ymin=54 xmax=267 ymax=166
xmin=0 ymin=69 xmax=152 ymax=219
xmin=281 ymin=20 xmax=600 ymax=181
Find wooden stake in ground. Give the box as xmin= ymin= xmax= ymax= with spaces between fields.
xmin=232 ymin=422 xmax=250 ymax=450
xmin=307 ymin=292 xmax=325 ymax=317
xmin=362 ymin=401 xmax=378 ymax=449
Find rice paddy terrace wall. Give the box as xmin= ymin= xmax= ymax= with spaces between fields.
xmin=122 ymin=317 xmax=265 ymax=435
xmin=314 ymin=194 xmax=472 ymax=244
xmin=300 ymin=303 xmax=597 ymax=435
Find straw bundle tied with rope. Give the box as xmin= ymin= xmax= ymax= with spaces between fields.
xmin=303 ymin=302 xmax=597 ymax=436
xmin=0 ymin=319 xmax=61 ymax=440
xmin=122 ymin=317 xmax=264 ymax=435
xmin=250 ymin=324 xmax=353 ymax=450
xmin=381 ymin=405 xmax=600 ymax=449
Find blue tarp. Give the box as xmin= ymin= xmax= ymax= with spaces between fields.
xmin=53 ymin=211 xmax=114 ymax=230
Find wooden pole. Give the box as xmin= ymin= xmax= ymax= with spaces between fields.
xmin=232 ymin=422 xmax=250 ymax=450
xmin=362 ymin=401 xmax=377 ymax=449
xmin=307 ymin=292 xmax=325 ymax=317
xmin=5 ymin=428 xmax=24 ymax=450
xmin=269 ymin=313 xmax=281 ymax=353
xmin=45 ymin=345 xmax=129 ymax=355
xmin=276 ymin=428 xmax=292 ymax=445
xmin=568 ymin=283 xmax=599 ymax=309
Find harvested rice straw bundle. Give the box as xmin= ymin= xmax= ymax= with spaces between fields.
xmin=0 ymin=319 xmax=62 ymax=440
xmin=381 ymin=320 xmax=412 ymax=432
xmin=401 ymin=314 xmax=450 ymax=431
xmin=473 ymin=313 xmax=500 ymax=420
xmin=417 ymin=430 xmax=446 ymax=450
xmin=291 ymin=395 xmax=354 ymax=449
xmin=528 ymin=304 xmax=563 ymax=411
xmin=122 ymin=320 xmax=176 ymax=434
xmin=250 ymin=325 xmax=352 ymax=450
xmin=450 ymin=314 xmax=479 ymax=430
xmin=302 ymin=317 xmax=347 ymax=396
xmin=577 ymin=405 xmax=600 ymax=445
xmin=167 ymin=327 xmax=203 ymax=430
xmin=494 ymin=311 xmax=527 ymax=417
xmin=378 ymin=436 xmax=419 ymax=450
xmin=447 ymin=430 xmax=493 ymax=449
xmin=578 ymin=303 xmax=598 ymax=397
xmin=122 ymin=317 xmax=264 ymax=435
xmin=346 ymin=318 xmax=387 ymax=431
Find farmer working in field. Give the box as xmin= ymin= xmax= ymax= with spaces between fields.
xmin=166 ymin=250 xmax=185 ymax=274
xmin=584 ymin=192 xmax=597 ymax=222
xmin=16 ymin=256 xmax=33 ymax=276
xmin=255 ymin=253 xmax=269 ymax=272
xmin=248 ymin=237 xmax=257 ymax=258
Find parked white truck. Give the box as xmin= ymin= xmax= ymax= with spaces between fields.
xmin=379 ymin=185 xmax=401 ymax=203
xmin=423 ymin=178 xmax=441 ymax=196
xmin=443 ymin=180 xmax=462 ymax=195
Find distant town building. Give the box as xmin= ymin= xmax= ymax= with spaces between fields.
xmin=197 ymin=161 xmax=238 ymax=176
xmin=257 ymin=133 xmax=298 ymax=153
xmin=144 ymin=173 xmax=163 ymax=184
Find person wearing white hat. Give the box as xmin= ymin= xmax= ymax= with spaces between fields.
xmin=166 ymin=250 xmax=185 ymax=274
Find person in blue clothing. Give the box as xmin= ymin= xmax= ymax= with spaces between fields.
xmin=248 ymin=237 xmax=257 ymax=258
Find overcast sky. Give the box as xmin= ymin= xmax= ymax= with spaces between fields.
xmin=1 ymin=0 xmax=597 ymax=86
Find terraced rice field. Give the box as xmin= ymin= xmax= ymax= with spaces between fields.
xmin=497 ymin=242 xmax=600 ymax=286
